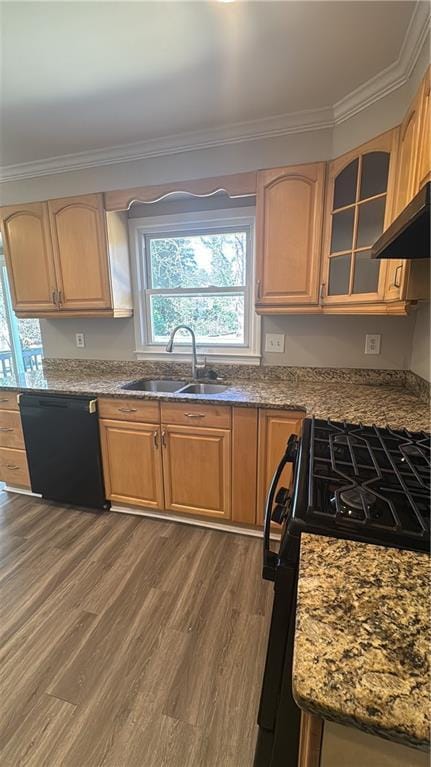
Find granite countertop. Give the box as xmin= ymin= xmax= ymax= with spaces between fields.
xmin=0 ymin=368 xmax=429 ymax=431
xmin=293 ymin=534 xmax=430 ymax=751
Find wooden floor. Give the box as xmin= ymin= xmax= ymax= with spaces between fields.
xmin=0 ymin=490 xmax=273 ymax=767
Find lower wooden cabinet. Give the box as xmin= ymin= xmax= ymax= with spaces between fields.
xmin=0 ymin=398 xmax=30 ymax=488
xmin=99 ymin=419 xmax=164 ymax=509
xmin=256 ymin=409 xmax=304 ymax=525
xmin=161 ymin=424 xmax=231 ymax=519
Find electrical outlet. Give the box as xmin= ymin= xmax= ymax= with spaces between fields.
xmin=265 ymin=333 xmax=285 ymax=353
xmin=75 ymin=333 xmax=85 ymax=348
xmin=365 ymin=334 xmax=381 ymax=355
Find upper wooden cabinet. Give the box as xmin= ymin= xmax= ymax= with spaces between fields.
xmin=394 ymin=92 xmax=422 ymax=217
xmin=416 ymin=66 xmax=431 ymax=192
xmin=321 ymin=130 xmax=398 ymax=307
xmin=255 ymin=163 xmax=325 ymax=310
xmin=0 ymin=194 xmax=132 ymax=318
xmin=0 ymin=202 xmax=58 ymax=313
xmin=48 ymin=194 xmax=112 ymax=311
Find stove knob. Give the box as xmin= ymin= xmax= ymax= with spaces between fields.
xmin=285 ymin=434 xmax=299 ymax=462
xmin=272 ymin=487 xmax=291 ymax=524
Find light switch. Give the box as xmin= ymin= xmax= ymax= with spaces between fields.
xmin=265 ymin=333 xmax=285 ymax=353
xmin=365 ymin=334 xmax=381 ymax=355
xmin=75 ymin=333 xmax=85 ymax=348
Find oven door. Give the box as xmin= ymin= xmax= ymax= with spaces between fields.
xmin=255 ymin=434 xmax=302 ymax=767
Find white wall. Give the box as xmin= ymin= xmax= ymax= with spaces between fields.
xmin=409 ymin=302 xmax=430 ymax=381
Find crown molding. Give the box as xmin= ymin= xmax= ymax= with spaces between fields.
xmin=0 ymin=107 xmax=334 ymax=183
xmin=0 ymin=1 xmax=429 ymax=184
xmin=333 ymin=0 xmax=430 ymax=123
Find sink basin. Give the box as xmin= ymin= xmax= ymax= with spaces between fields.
xmin=179 ymin=383 xmax=228 ymax=394
xmin=122 ymin=379 xmax=187 ymax=392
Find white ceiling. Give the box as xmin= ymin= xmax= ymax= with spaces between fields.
xmin=0 ymin=1 xmax=422 ymax=168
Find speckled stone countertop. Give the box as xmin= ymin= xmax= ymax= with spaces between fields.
xmin=293 ymin=534 xmax=430 ymax=750
xmin=0 ymin=364 xmax=429 ymax=430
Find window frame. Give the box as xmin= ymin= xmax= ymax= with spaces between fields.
xmin=129 ymin=207 xmax=261 ymax=364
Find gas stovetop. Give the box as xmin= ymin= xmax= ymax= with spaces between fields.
xmin=291 ymin=418 xmax=430 ymax=553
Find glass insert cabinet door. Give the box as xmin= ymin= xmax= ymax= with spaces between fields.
xmin=322 ymin=130 xmax=398 ymax=304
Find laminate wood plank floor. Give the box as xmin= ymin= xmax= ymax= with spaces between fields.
xmin=0 ymin=490 xmax=273 ymax=767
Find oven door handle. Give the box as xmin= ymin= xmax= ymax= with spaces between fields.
xmin=263 ymin=453 xmax=290 ymax=581
xmin=262 ymin=434 xmax=298 ymax=581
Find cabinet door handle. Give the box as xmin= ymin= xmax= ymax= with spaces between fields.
xmin=52 ymin=289 xmax=58 ymax=307
xmin=394 ymin=265 xmax=403 ymax=288
xmin=161 ymin=430 xmax=167 ymax=448
xmin=6 ymin=464 xmax=19 ymax=470
xmin=118 ymin=407 xmax=138 ymax=413
xmin=256 ymin=280 xmax=261 ymax=300
xmin=320 ymin=282 xmax=326 ymax=302
xmin=184 ymin=412 xmax=205 ymax=418
xmin=0 ymin=398 xmax=10 ymax=403
xmin=153 ymin=430 xmax=159 ymax=449
xmin=0 ymin=427 xmax=13 ymax=432
xmin=57 ymin=289 xmax=63 ymax=308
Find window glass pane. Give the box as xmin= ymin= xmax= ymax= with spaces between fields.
xmin=356 ymin=197 xmax=386 ymax=249
xmin=150 ymin=294 xmax=245 ymax=344
xmin=17 ymin=318 xmax=43 ymax=371
xmin=352 ymin=250 xmax=380 ymax=294
xmin=0 ymin=276 xmax=13 ymax=378
xmin=328 ymin=254 xmax=351 ymax=296
xmin=330 ymin=208 xmax=355 ymax=253
xmin=360 ymin=152 xmax=389 ymax=200
xmin=333 ymin=159 xmax=358 ymax=209
xmin=148 ymin=231 xmax=247 ymax=289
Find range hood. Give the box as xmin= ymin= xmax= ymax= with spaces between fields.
xmin=372 ymin=181 xmax=430 ymax=260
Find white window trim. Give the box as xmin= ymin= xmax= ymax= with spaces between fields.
xmin=129 ymin=207 xmax=261 ymax=365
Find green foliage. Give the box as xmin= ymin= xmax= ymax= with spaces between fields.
xmin=148 ymin=231 xmax=246 ymax=343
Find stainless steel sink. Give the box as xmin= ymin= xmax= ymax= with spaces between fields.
xmin=179 ymin=383 xmax=228 ymax=394
xmin=122 ymin=379 xmax=187 ymax=392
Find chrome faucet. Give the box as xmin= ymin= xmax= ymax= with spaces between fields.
xmin=165 ymin=325 xmax=206 ymax=380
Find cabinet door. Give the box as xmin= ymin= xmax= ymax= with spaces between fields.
xmin=48 ymin=194 xmax=112 ymax=311
xmin=256 ymin=410 xmax=303 ymax=525
xmin=256 ymin=163 xmax=325 ymax=307
xmin=322 ymin=130 xmax=397 ymax=306
xmin=394 ymin=91 xmax=422 ymax=216
xmin=162 ymin=424 xmax=231 ymax=519
xmin=0 ymin=202 xmax=58 ymax=313
xmin=416 ymin=66 xmax=431 ymax=192
xmin=99 ymin=419 xmax=164 ymax=509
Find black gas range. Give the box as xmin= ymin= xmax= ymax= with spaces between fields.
xmin=255 ymin=417 xmax=430 ymax=767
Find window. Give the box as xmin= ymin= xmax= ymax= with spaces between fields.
xmin=130 ymin=209 xmax=260 ymax=362
xmin=0 ymin=243 xmax=43 ymax=378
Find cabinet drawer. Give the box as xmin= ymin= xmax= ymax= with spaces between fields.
xmin=97 ymin=398 xmax=160 ymax=423
xmin=0 ymin=410 xmax=25 ymax=448
xmin=0 ymin=392 xmax=19 ymax=411
xmin=161 ymin=402 xmax=231 ymax=429
xmin=0 ymin=447 xmax=30 ymax=487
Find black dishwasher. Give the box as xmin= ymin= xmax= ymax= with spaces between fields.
xmin=20 ymin=393 xmax=109 ymax=510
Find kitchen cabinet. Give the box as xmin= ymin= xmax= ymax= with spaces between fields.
xmin=161 ymin=423 xmax=231 ymax=519
xmin=256 ymin=409 xmax=304 ymax=525
xmin=99 ymin=419 xmax=164 ymax=509
xmin=415 ymin=65 xmax=431 ymax=192
xmin=299 ymin=713 xmax=429 ymax=767
xmin=0 ymin=194 xmax=132 ymax=318
xmin=0 ymin=393 xmax=30 ymax=488
xmin=255 ymin=163 xmax=325 ymax=311
xmin=321 ymin=130 xmax=398 ymax=308
xmin=48 ymin=194 xmax=112 ymax=311
xmin=0 ymin=202 xmax=58 ymax=313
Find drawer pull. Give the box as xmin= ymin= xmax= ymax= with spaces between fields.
xmin=0 ymin=398 xmax=10 ymax=403
xmin=0 ymin=427 xmax=13 ymax=432
xmin=184 ymin=412 xmax=205 ymax=418
xmin=118 ymin=407 xmax=138 ymax=413
xmin=161 ymin=430 xmax=167 ymax=448
xmin=5 ymin=464 xmax=19 ymax=470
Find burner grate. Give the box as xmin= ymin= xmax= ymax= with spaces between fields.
xmin=306 ymin=419 xmax=430 ymax=545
